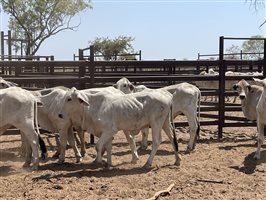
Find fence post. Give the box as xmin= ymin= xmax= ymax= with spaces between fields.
xmin=1 ymin=31 xmax=4 ymax=61
xmin=89 ymin=45 xmax=95 ymax=87
xmin=7 ymin=30 xmax=12 ymax=61
xmin=218 ymin=36 xmax=225 ymax=139
xmin=78 ymin=48 xmax=85 ymax=78
xmin=89 ymin=45 xmax=95 ymax=144
xmin=50 ymin=56 xmax=54 ymax=74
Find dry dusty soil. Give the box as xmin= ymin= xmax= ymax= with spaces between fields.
xmin=0 ymin=115 xmax=266 ymax=200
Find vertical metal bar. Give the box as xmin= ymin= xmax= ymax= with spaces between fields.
xmin=78 ymin=48 xmax=85 ymax=77
xmin=1 ymin=31 xmax=4 ymax=60
xmin=218 ymin=36 xmax=225 ymax=139
xmin=89 ymin=45 xmax=95 ymax=144
xmin=8 ymin=30 xmax=11 ymax=61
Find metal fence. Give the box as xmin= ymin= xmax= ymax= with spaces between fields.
xmin=1 ymin=36 xmax=266 ymax=139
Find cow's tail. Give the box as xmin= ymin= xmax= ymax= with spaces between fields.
xmin=34 ymin=99 xmax=47 ymax=161
xmin=196 ymin=90 xmax=201 ymax=139
xmin=170 ymin=104 xmax=178 ymax=152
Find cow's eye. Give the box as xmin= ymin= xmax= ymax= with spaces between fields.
xmin=67 ymin=98 xmax=72 ymax=102
xmin=123 ymin=84 xmax=127 ymax=87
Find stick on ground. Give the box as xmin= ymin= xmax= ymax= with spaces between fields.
xmin=146 ymin=183 xmax=175 ymax=200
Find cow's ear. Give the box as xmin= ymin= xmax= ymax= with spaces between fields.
xmin=77 ymin=93 xmax=89 ymax=106
xmin=253 ymin=78 xmax=264 ymax=86
xmin=129 ymin=84 xmax=135 ymax=91
xmin=113 ymin=83 xmax=118 ymax=89
xmin=232 ymin=84 xmax=238 ymax=90
xmin=247 ymin=85 xmax=251 ymax=91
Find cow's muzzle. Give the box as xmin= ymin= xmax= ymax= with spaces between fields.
xmin=239 ymin=95 xmax=245 ymax=100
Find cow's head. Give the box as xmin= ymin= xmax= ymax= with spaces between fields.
xmin=113 ymin=77 xmax=135 ymax=94
xmin=58 ymin=87 xmax=89 ymax=119
xmin=232 ymin=79 xmax=251 ymax=100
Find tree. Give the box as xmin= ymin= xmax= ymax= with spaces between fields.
xmin=225 ymin=45 xmax=241 ymax=60
xmin=89 ymin=36 xmax=135 ymax=60
xmin=247 ymin=0 xmax=266 ymax=27
xmin=225 ymin=35 xmax=264 ymax=60
xmin=242 ymin=35 xmax=264 ymax=59
xmin=0 ymin=0 xmax=92 ymax=56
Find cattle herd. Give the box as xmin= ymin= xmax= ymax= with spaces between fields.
xmin=0 ymin=72 xmax=265 ymax=171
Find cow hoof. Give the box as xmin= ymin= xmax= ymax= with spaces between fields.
xmin=52 ymin=151 xmax=60 ymax=158
xmin=140 ymin=145 xmax=148 ymax=151
xmin=81 ymin=151 xmax=86 ymax=157
xmin=253 ymin=154 xmax=260 ymax=160
xmin=142 ymin=163 xmax=151 ymax=170
xmin=57 ymin=159 xmax=65 ymax=164
xmin=175 ymin=154 xmax=182 ymax=166
xmin=31 ymin=165 xmax=39 ymax=170
xmin=76 ymin=157 xmax=82 ymax=163
xmin=22 ymin=162 xmax=31 ymax=168
xmin=131 ymin=157 xmax=139 ymax=164
xmin=93 ymin=158 xmax=107 ymax=167
xmin=41 ymin=153 xmax=48 ymax=161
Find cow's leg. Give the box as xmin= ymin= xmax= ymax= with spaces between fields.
xmin=58 ymin=127 xmax=68 ymax=164
xmin=95 ymin=131 xmax=115 ymax=166
xmin=105 ymin=139 xmax=113 ymax=168
xmin=124 ymin=131 xmax=139 ymax=163
xmin=22 ymin=132 xmax=32 ymax=168
xmin=162 ymin=120 xmax=181 ymax=166
xmin=143 ymin=123 xmax=162 ymax=169
xmin=254 ymin=120 xmax=264 ymax=160
xmin=77 ymin=130 xmax=86 ymax=157
xmin=52 ymin=133 xmax=61 ymax=158
xmin=18 ymin=124 xmax=40 ymax=170
xmin=67 ymin=127 xmax=82 ymax=163
xmin=140 ymin=127 xmax=149 ymax=150
xmin=183 ymin=110 xmax=198 ymax=152
xmin=20 ymin=131 xmax=27 ymax=158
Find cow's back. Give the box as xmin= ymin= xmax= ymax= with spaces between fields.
xmin=0 ymin=87 xmax=36 ymax=126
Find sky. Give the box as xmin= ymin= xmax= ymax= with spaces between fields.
xmin=0 ymin=0 xmax=266 ymax=60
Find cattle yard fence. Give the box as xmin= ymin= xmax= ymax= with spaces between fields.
xmin=1 ymin=36 xmax=266 ymax=141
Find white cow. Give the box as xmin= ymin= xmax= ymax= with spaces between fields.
xmin=0 ymin=87 xmax=47 ymax=170
xmin=114 ymin=77 xmax=201 ymax=152
xmin=0 ymin=79 xmax=77 ymax=160
xmin=251 ymin=78 xmax=266 ymax=160
xmin=36 ymin=88 xmax=83 ymax=164
xmin=232 ymin=79 xmax=262 ymax=121
xmin=58 ymin=87 xmax=181 ymax=169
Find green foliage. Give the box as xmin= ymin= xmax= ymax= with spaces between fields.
xmin=225 ymin=35 xmax=264 ymax=60
xmin=242 ymin=35 xmax=264 ymax=59
xmin=89 ymin=36 xmax=135 ymax=60
xmin=225 ymin=45 xmax=241 ymax=59
xmin=0 ymin=0 xmax=92 ymax=55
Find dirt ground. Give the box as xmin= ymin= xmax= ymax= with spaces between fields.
xmin=1 ymin=114 xmax=266 ymax=200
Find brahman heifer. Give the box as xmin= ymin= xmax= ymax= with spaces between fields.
xmin=58 ymin=87 xmax=181 ymax=169
xmin=251 ymin=78 xmax=266 ymax=160
xmin=36 ymin=88 xmax=83 ymax=164
xmin=0 ymin=87 xmax=47 ymax=170
xmin=232 ymin=79 xmax=262 ymax=121
xmin=114 ymin=77 xmax=200 ymax=152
